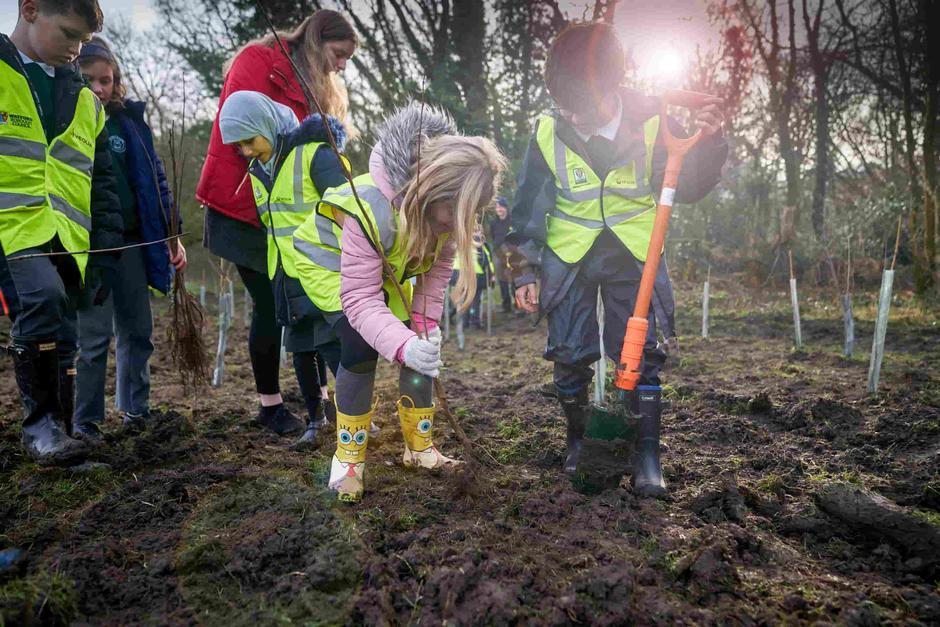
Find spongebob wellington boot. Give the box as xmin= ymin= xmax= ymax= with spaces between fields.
xmin=398 ymin=396 xmax=461 ymax=469
xmin=327 ymin=408 xmax=372 ymax=502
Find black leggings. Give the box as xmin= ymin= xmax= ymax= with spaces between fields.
xmin=333 ymin=316 xmax=378 ymax=374
xmin=236 ymin=264 xmax=281 ymax=395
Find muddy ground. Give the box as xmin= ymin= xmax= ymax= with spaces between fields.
xmin=0 ymin=281 xmax=938 ymax=625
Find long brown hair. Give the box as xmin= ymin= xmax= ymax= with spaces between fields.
xmin=398 ymin=135 xmax=508 ymax=311
xmin=77 ymin=35 xmax=126 ymax=114
xmin=225 ymin=10 xmax=357 ymax=133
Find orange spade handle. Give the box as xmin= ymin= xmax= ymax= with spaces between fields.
xmin=614 ymin=90 xmax=715 ymax=392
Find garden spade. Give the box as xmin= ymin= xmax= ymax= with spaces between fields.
xmin=574 ymin=89 xmax=713 ymax=494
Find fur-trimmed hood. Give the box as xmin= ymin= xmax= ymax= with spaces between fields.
xmin=375 ymin=102 xmax=457 ymax=194
xmin=283 ymin=113 xmax=347 ymax=153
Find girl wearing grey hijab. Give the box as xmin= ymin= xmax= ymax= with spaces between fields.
xmin=219 ymin=91 xmax=300 ymax=174
xmin=219 ymin=88 xmax=350 ymax=448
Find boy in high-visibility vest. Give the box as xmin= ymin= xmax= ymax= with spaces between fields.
xmin=508 ymin=22 xmax=727 ymax=497
xmin=1 ymin=0 xmax=123 ymax=465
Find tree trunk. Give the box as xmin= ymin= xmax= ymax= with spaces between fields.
xmin=921 ymin=0 xmax=939 ymax=292
xmin=887 ymin=0 xmax=924 ymax=291
xmin=452 ymin=0 xmax=488 ymax=134
xmin=804 ymin=0 xmax=830 ymax=240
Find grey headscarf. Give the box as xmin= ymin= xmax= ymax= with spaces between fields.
xmin=219 ymin=90 xmax=299 ymax=172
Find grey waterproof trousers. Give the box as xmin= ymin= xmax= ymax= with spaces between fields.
xmin=542 ymin=232 xmax=675 ymax=397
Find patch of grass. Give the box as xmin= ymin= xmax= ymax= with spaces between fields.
xmin=756 ymin=474 xmax=786 ymax=494
xmin=305 ymin=456 xmax=331 ymax=486
xmin=0 ymin=570 xmax=78 ymax=625
xmin=911 ymin=508 xmax=940 ymax=528
xmin=393 ymin=511 xmax=419 ymax=531
xmin=495 ymin=417 xmax=524 ymax=440
xmin=804 ymin=466 xmax=863 ymax=486
xmin=2 ymin=465 xmax=115 ymax=523
xmin=175 ymin=537 xmax=226 ymax=575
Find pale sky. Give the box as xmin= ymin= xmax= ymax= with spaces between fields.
xmin=1 ymin=0 xmax=716 ymax=86
xmin=0 ymin=0 xmax=157 ymax=36
xmin=614 ymin=0 xmax=717 ymax=86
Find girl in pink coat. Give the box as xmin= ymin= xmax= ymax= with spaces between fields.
xmin=292 ymin=103 xmax=507 ymax=501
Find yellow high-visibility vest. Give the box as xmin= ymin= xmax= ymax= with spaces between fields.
xmin=250 ymin=142 xmax=344 ymax=281
xmin=536 ymin=114 xmax=660 ymax=263
xmin=0 ymin=58 xmax=104 ymax=279
xmin=293 ymin=173 xmax=442 ymax=320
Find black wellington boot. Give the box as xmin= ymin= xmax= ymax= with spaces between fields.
xmin=632 ymin=385 xmax=667 ymax=498
xmin=14 ymin=339 xmax=89 ymax=466
xmin=558 ymin=388 xmax=589 ymax=475
xmin=57 ymin=347 xmax=78 ymax=436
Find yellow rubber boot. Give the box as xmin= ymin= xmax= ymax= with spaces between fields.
xmin=398 ymin=396 xmax=461 ymax=469
xmin=327 ymin=408 xmax=372 ymax=502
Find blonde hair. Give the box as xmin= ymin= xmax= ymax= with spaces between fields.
xmin=223 ymin=10 xmax=357 ymax=136
xmin=398 ymin=135 xmax=508 ymax=311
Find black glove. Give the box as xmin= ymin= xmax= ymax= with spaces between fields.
xmin=92 ymin=264 xmax=118 ymax=306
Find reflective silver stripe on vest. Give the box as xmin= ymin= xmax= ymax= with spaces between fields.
xmin=552 ymin=130 xmax=572 ymax=190
xmin=271 ymin=225 xmax=298 ymax=238
xmin=328 ymin=184 xmax=396 ymax=253
xmin=604 ymin=185 xmax=653 ymax=199
xmin=268 ymin=202 xmax=315 ymax=213
xmin=0 ymin=191 xmax=45 ymax=210
xmin=605 ymin=207 xmax=651 ymax=226
xmin=49 ymin=194 xmax=92 ymax=230
xmin=49 ymin=141 xmax=93 ymax=176
xmin=558 ymin=187 xmax=599 ymax=202
xmin=315 ymin=213 xmax=339 ymax=249
xmin=0 ymin=136 xmax=46 ymax=161
xmin=294 ymin=237 xmax=341 ymax=271
xmin=550 ymin=208 xmax=604 ymax=229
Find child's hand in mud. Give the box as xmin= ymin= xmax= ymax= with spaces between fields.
xmin=515 ymin=283 xmax=538 ymax=314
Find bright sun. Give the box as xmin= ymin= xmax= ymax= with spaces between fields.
xmin=649 ymin=49 xmax=684 ymax=81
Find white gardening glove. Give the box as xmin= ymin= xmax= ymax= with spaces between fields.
xmin=426 ymin=326 xmax=442 ymax=346
xmin=402 ymin=336 xmax=443 ymax=378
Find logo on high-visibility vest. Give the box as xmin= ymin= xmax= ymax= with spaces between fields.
xmin=572 ymin=167 xmax=588 ymax=185
xmin=0 ymin=111 xmax=32 ymax=128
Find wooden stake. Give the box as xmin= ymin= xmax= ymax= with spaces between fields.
xmin=891 ymin=214 xmax=902 ymax=271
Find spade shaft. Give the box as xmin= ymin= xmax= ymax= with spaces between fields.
xmin=614 ymin=89 xmax=713 ymax=393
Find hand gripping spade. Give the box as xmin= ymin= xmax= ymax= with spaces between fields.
xmin=574 ymin=90 xmax=715 ymax=494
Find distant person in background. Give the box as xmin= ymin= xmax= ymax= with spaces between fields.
xmin=487 ymin=196 xmax=514 ymax=313
xmin=451 ymin=232 xmax=495 ymax=329
xmin=73 ymin=36 xmax=186 ymax=441
xmin=196 ymin=10 xmax=357 ymax=437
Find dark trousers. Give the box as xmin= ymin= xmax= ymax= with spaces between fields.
xmin=236 ymin=264 xmax=282 ymax=395
xmin=76 ymin=242 xmax=153 ymax=422
xmin=544 ymin=239 xmax=668 ymax=397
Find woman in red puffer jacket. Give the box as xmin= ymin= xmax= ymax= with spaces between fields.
xmin=198 ymin=9 xmax=356 ymax=438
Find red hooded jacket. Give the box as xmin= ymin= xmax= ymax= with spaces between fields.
xmin=196 ymin=43 xmax=309 ymax=226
